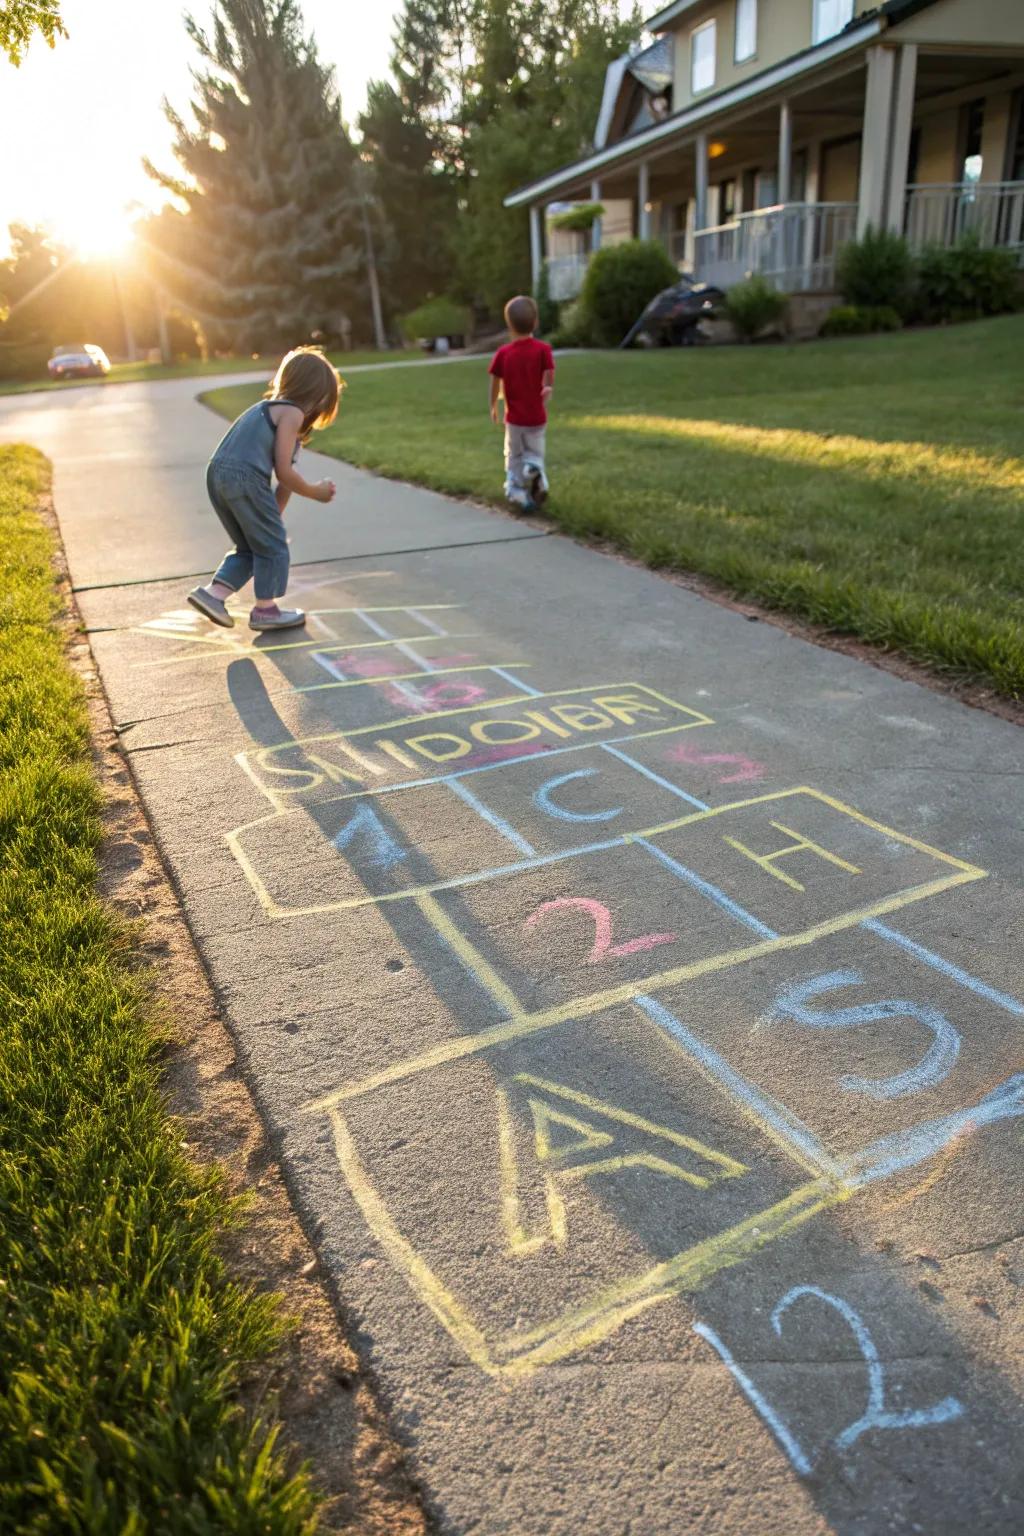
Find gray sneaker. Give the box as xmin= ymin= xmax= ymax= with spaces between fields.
xmin=187 ymin=586 xmax=235 ymax=628
xmin=249 ymin=604 xmax=306 ymax=632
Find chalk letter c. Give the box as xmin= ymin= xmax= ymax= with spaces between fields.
xmin=533 ymin=769 xmax=623 ymax=823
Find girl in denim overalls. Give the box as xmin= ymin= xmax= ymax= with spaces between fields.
xmin=189 ymin=347 xmax=341 ymax=632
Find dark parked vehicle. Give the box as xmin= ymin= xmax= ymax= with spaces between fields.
xmin=47 ymin=343 xmax=111 ymax=380
xmin=620 ymin=278 xmax=725 ymax=349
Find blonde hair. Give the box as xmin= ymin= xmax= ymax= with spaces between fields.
xmin=268 ymin=346 xmax=343 ymax=443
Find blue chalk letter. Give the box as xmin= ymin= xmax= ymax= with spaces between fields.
xmin=533 ymin=769 xmax=623 ymax=824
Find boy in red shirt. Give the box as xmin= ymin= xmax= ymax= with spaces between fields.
xmin=488 ymin=295 xmax=555 ymax=513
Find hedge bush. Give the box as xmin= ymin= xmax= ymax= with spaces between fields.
xmin=0 ymin=341 xmax=52 ymax=382
xmin=836 ymin=225 xmax=916 ymax=317
xmin=400 ymin=295 xmax=472 ymax=342
xmin=820 ymin=304 xmax=903 ymax=337
xmin=724 ymin=275 xmax=787 ymax=341
xmin=535 ymin=262 xmax=558 ymax=337
xmin=579 ymin=239 xmax=679 ymax=347
xmin=549 ymin=298 xmax=599 ymax=349
xmin=914 ymin=235 xmax=1019 ymax=323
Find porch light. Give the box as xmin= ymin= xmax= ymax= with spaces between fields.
xmin=644 ymin=201 xmax=654 ymax=213
xmin=709 ymin=141 xmax=728 ymax=158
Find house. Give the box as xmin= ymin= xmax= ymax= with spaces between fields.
xmin=505 ymin=0 xmax=1024 ymax=301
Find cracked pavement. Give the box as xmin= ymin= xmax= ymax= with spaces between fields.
xmin=4 ymin=376 xmax=1024 ymax=1534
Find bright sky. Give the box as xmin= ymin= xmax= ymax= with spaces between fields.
xmin=0 ymin=0 xmax=402 ymax=257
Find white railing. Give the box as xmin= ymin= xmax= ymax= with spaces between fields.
xmin=545 ymin=254 xmax=591 ymax=302
xmin=693 ymin=202 xmax=858 ymax=291
xmin=904 ymin=181 xmax=1024 ymax=255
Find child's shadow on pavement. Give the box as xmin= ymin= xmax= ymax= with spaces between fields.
xmin=226 ymin=657 xmax=294 ymax=748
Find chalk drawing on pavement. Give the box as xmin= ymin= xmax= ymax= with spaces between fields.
xmin=136 ymin=587 xmax=1023 ymax=1435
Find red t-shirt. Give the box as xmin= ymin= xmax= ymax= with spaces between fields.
xmin=489 ymin=337 xmax=555 ymax=427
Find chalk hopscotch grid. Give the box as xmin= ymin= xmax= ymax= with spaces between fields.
xmin=214 ymin=602 xmax=1020 ymax=1375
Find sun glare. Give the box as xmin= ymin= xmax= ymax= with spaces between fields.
xmin=61 ymin=210 xmax=137 ymax=262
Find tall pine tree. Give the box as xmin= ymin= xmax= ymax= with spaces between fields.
xmin=143 ymin=0 xmax=360 ymax=352
xmin=358 ymin=2 xmax=470 ymax=318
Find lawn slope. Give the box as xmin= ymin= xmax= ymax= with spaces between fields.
xmin=206 ymin=315 xmax=1024 ymax=698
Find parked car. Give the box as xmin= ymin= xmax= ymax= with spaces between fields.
xmin=47 ymin=343 xmax=111 ymax=380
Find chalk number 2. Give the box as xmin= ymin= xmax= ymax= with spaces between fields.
xmin=524 ymin=896 xmax=676 ymax=966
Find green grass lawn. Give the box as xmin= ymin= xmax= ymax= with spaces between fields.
xmin=207 ymin=314 xmax=1024 ymax=699
xmin=0 ymin=348 xmax=427 ymax=396
xmin=0 ymin=446 xmax=318 ymax=1531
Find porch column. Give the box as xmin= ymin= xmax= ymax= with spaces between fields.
xmin=529 ymin=204 xmax=543 ymax=290
xmin=884 ymin=44 xmax=918 ymax=233
xmin=591 ymin=179 xmax=603 ymax=251
xmin=695 ymin=132 xmax=709 ymax=232
xmin=858 ymin=46 xmax=896 ymax=235
xmin=778 ymin=100 xmax=793 ymax=204
xmin=638 ymin=161 xmax=652 ymax=240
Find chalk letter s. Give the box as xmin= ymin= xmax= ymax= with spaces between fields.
xmin=766 ymin=970 xmax=960 ymax=1099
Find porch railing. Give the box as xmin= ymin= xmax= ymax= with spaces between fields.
xmin=693 ymin=202 xmax=858 ymax=291
xmin=545 ymin=253 xmax=590 ymax=302
xmin=904 ymin=181 xmax=1024 ymax=255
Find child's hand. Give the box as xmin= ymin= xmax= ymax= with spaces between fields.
xmin=313 ymin=479 xmax=337 ymax=503
xmin=490 ymin=404 xmax=500 ymax=425
xmin=541 ymin=386 xmax=553 ymax=403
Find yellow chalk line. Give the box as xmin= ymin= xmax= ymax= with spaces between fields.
xmin=303 ymin=866 xmax=985 ymax=1114
xmin=414 ymin=891 xmax=524 ymax=1019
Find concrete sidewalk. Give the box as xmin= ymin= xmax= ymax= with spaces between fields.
xmin=5 ymin=380 xmax=1024 ymax=1535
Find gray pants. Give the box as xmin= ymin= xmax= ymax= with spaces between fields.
xmin=504 ymin=424 xmax=547 ymax=497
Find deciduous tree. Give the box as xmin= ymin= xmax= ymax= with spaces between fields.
xmin=0 ymin=0 xmax=66 ymax=65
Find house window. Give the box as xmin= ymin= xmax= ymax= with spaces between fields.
xmin=961 ymin=98 xmax=984 ymax=184
xmin=813 ymin=0 xmax=854 ymax=45
xmin=1011 ymin=92 xmax=1024 ymax=181
xmin=691 ymin=20 xmax=716 ymax=96
xmin=735 ymin=0 xmax=757 ymax=63
xmin=755 ymin=169 xmax=778 ymax=208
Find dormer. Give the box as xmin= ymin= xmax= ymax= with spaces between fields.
xmin=595 ymin=37 xmax=674 ymax=149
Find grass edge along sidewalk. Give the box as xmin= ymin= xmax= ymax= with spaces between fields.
xmin=0 ymin=445 xmax=321 ymax=1532
xmin=0 ymin=349 xmax=430 ymax=397
xmin=205 ymin=314 xmax=1024 ymax=702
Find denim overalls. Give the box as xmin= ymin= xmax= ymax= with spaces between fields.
xmin=207 ymin=398 xmax=301 ymax=601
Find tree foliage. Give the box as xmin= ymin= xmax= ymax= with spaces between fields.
xmin=143 ymin=0 xmax=361 ymax=352
xmin=0 ymin=225 xmax=192 ymax=379
xmin=0 ymin=0 xmax=66 ymax=65
xmin=363 ymin=0 xmax=642 ymax=315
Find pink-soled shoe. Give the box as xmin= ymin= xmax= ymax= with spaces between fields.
xmin=248 ymin=604 xmax=306 ymax=632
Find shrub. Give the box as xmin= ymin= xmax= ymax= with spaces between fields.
xmin=914 ymin=235 xmax=1019 ymax=324
xmin=820 ymin=304 xmax=903 ymax=337
xmin=535 ymin=261 xmax=558 ymax=337
xmin=0 ymin=340 xmax=52 ymax=381
xmin=400 ymin=295 xmax=472 ymax=343
xmin=549 ymin=298 xmax=598 ymax=349
xmin=836 ymin=226 xmax=915 ymax=317
xmin=724 ymin=275 xmax=788 ymax=341
xmin=579 ymin=239 xmax=679 ymax=347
